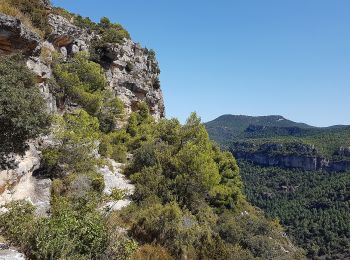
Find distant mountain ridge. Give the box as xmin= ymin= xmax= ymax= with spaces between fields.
xmin=205 ymin=114 xmax=315 ymax=144
xmin=205 ymin=114 xmax=350 ymax=143
xmin=205 ymin=114 xmax=350 ymax=170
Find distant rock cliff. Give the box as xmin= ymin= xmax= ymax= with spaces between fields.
xmin=232 ymin=143 xmax=350 ymax=172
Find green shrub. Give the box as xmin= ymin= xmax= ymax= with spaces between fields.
xmin=52 ymin=7 xmax=73 ymax=21
xmin=74 ymin=15 xmax=98 ymax=31
xmin=33 ymin=197 xmax=108 ymax=259
xmin=53 ymin=52 xmax=125 ymax=130
xmin=98 ymin=94 xmax=125 ymax=133
xmin=110 ymin=144 xmax=128 ymax=163
xmin=131 ymin=244 xmax=173 ymax=260
xmin=53 ymin=52 xmax=106 ymax=114
xmin=99 ymin=130 xmax=129 ymax=163
xmin=40 ymin=110 xmax=101 ymax=180
xmin=0 ymin=201 xmax=36 ymax=253
xmin=0 ymin=55 xmax=50 ymax=168
xmin=89 ymin=171 xmax=105 ymax=194
xmin=110 ymin=188 xmax=126 ymax=201
xmin=98 ymin=17 xmax=130 ymax=43
xmin=89 ymin=17 xmax=131 ymax=63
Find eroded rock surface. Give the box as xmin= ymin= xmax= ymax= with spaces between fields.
xmin=48 ymin=13 xmax=83 ymax=47
xmin=0 ymin=9 xmax=165 ymax=217
xmin=234 ymin=149 xmax=350 ymax=172
xmin=0 ymin=143 xmax=51 ymax=216
xmin=105 ymin=40 xmax=165 ymax=120
xmin=0 ymin=13 xmax=40 ymax=54
xmin=0 ymin=247 xmax=25 ymax=260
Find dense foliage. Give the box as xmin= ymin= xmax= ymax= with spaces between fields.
xmin=0 ymin=105 xmax=305 ymax=259
xmin=0 ymin=55 xmax=49 ymax=168
xmin=116 ymin=112 xmax=305 ymax=259
xmin=52 ymin=51 xmax=124 ymax=132
xmin=71 ymin=16 xmax=132 ymax=63
xmin=240 ymin=160 xmax=350 ymax=259
xmin=126 ymin=113 xmax=243 ymax=210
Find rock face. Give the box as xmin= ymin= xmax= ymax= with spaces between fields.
xmin=105 ymin=40 xmax=165 ymax=119
xmin=0 ymin=13 xmax=40 ymax=54
xmin=49 ymin=14 xmax=91 ymax=53
xmin=0 ymin=11 xmax=165 ymax=119
xmin=48 ymin=13 xmax=83 ymax=47
xmin=47 ymin=13 xmax=165 ymax=119
xmin=233 ymin=149 xmax=350 ymax=172
xmin=0 ymin=143 xmax=51 ymax=216
xmin=335 ymin=147 xmax=350 ymax=157
xmin=0 ymin=247 xmax=25 ymax=260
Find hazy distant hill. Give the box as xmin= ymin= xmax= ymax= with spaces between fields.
xmin=205 ymin=114 xmax=314 ymax=144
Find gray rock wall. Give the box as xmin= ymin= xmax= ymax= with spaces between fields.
xmin=47 ymin=13 xmax=165 ymax=119
xmin=234 ymin=150 xmax=350 ymax=172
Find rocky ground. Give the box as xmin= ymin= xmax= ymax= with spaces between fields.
xmin=99 ymin=158 xmax=135 ymax=213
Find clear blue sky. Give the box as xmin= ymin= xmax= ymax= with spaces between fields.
xmin=52 ymin=0 xmax=350 ymax=126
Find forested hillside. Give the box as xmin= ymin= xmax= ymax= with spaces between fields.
xmin=240 ymin=161 xmax=350 ymax=259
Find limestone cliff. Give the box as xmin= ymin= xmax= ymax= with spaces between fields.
xmin=0 ymin=5 xmax=164 ymax=213
xmin=231 ymin=142 xmax=350 ymax=172
xmin=48 ymin=13 xmax=165 ymax=119
xmin=0 ymin=11 xmax=165 ymax=119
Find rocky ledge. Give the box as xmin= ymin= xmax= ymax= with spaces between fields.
xmin=0 ymin=13 xmax=40 ymax=54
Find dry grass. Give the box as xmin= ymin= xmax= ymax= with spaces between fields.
xmin=0 ymin=0 xmax=44 ymax=38
xmin=0 ymin=1 xmax=21 ymax=17
xmin=40 ymin=46 xmax=53 ymax=64
xmin=0 ymin=183 xmax=6 ymax=195
xmin=0 ymin=235 xmax=7 ymax=243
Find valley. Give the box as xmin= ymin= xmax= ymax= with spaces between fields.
xmin=206 ymin=115 xmax=350 ymax=259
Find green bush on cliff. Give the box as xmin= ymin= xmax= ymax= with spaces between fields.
xmin=0 ymin=55 xmax=50 ymax=168
xmin=115 ymin=112 xmax=306 ymax=259
xmin=73 ymin=15 xmax=131 ymax=62
xmin=126 ymin=112 xmax=242 ymax=211
xmin=53 ymin=52 xmax=105 ymax=114
xmin=53 ymin=52 xmax=125 ymax=131
xmin=89 ymin=17 xmax=131 ymax=63
xmin=42 ymin=109 xmax=101 ymax=177
xmin=98 ymin=93 xmax=125 ymax=133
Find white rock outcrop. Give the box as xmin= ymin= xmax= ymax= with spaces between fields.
xmin=99 ymin=159 xmax=135 ymax=212
xmin=0 ymin=143 xmax=51 ymax=216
